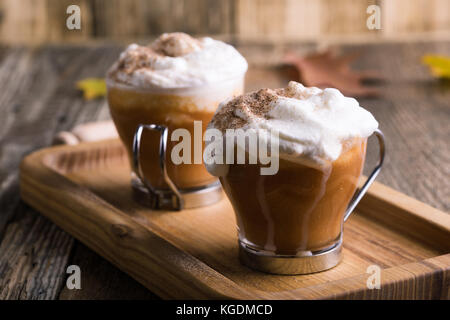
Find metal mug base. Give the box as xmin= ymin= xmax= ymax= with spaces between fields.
xmin=131 ymin=174 xmax=223 ymax=210
xmin=238 ymin=239 xmax=342 ymax=275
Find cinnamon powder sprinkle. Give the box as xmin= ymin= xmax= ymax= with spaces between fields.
xmin=108 ymin=33 xmax=203 ymax=79
xmin=210 ymin=88 xmax=285 ymax=132
xmin=119 ymin=47 xmax=161 ymax=75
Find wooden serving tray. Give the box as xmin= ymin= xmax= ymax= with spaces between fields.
xmin=20 ymin=139 xmax=450 ymax=299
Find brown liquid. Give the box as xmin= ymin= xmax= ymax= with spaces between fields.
xmin=220 ymin=139 xmax=367 ymax=255
xmin=108 ymin=85 xmax=242 ymax=189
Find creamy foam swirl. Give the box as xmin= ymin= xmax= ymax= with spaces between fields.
xmin=207 ymin=81 xmax=379 ymax=171
xmin=107 ymin=33 xmax=248 ymax=89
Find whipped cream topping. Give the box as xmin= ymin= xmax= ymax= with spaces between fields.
xmin=207 ymin=81 xmax=378 ymax=171
xmin=106 ymin=32 xmax=248 ymax=89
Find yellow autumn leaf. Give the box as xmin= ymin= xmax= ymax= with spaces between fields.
xmin=422 ymin=55 xmax=450 ymax=79
xmin=76 ymin=78 xmax=107 ymax=100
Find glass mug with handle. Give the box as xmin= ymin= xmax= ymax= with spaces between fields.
xmin=106 ymin=33 xmax=248 ymax=210
xmin=206 ymin=83 xmax=385 ymax=274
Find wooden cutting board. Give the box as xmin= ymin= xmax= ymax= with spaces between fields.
xmin=19 ymin=139 xmax=450 ymax=299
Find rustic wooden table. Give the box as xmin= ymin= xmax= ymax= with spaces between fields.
xmin=0 ymin=41 xmax=449 ymax=299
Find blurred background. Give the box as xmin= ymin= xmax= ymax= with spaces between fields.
xmin=1 ymin=0 xmax=450 ymax=45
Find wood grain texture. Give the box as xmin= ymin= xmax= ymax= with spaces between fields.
xmin=19 ymin=145 xmax=259 ymax=299
xmin=58 ymin=242 xmax=158 ymax=300
xmin=236 ymin=0 xmax=381 ymax=42
xmin=0 ymin=51 xmax=75 ymax=296
xmin=0 ymin=41 xmax=449 ymax=299
xmin=19 ymin=139 xmax=450 ymax=299
xmin=0 ymin=202 xmax=73 ymax=299
xmin=1 ymin=0 xmax=450 ymax=44
xmin=382 ymin=0 xmax=450 ymax=34
xmin=0 ymin=45 xmax=126 ymax=299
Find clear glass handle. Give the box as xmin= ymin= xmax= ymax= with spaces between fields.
xmin=132 ymin=124 xmax=183 ymax=210
xmin=344 ymin=129 xmax=385 ymax=222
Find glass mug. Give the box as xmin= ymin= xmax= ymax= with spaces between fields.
xmin=107 ymin=76 xmax=245 ymax=210
xmin=220 ymin=130 xmax=385 ymax=274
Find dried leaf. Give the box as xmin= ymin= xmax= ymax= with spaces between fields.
xmin=283 ymin=50 xmax=381 ymax=97
xmin=422 ymin=55 xmax=450 ymax=79
xmin=76 ymin=78 xmax=107 ymax=100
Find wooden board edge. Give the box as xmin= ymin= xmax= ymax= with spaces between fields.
xmin=356 ymin=180 xmax=450 ymax=251
xmin=268 ymin=254 xmax=450 ymax=300
xmin=19 ymin=148 xmax=261 ymax=300
xmin=365 ymin=181 xmax=450 ymax=230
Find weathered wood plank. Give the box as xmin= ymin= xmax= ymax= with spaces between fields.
xmin=0 ymin=45 xmax=121 ymax=299
xmin=0 ymin=202 xmax=73 ymax=299
xmin=58 ymin=243 xmax=158 ymax=300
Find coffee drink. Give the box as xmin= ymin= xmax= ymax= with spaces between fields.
xmin=206 ymin=81 xmax=380 ymax=270
xmin=106 ymin=33 xmax=247 ymax=192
